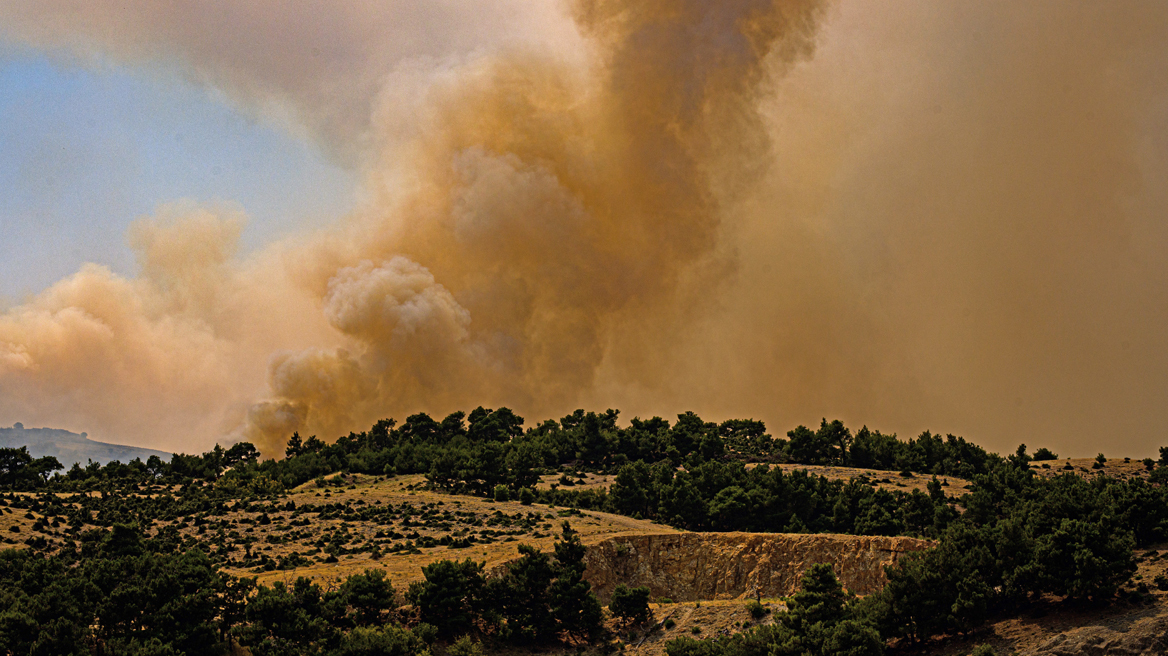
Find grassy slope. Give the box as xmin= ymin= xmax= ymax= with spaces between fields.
xmin=215 ymin=473 xmax=679 ymax=590
xmin=541 ymin=464 xmax=977 ymax=498
xmin=6 ymin=460 xmax=1167 ymax=654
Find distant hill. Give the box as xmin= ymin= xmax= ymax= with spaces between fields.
xmin=0 ymin=423 xmax=172 ymax=468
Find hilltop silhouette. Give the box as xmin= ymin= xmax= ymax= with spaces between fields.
xmin=0 ymin=423 xmax=171 ymax=468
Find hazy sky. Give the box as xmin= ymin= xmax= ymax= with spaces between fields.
xmin=0 ymin=51 xmax=355 ymax=301
xmin=1 ymin=1 xmax=1166 ymax=460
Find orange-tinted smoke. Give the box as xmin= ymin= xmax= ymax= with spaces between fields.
xmin=235 ymin=0 xmax=830 ymax=453
xmin=0 ymin=0 xmax=829 ymax=456
xmin=3 ymin=1 xmax=1168 ymax=459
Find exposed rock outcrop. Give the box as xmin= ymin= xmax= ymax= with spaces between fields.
xmin=1019 ymin=610 xmax=1168 ymax=656
xmin=583 ymin=532 xmax=932 ymax=602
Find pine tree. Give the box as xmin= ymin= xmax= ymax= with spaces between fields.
xmin=550 ymin=521 xmax=604 ymax=640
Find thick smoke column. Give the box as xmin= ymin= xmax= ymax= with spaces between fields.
xmin=239 ymin=0 xmax=829 ymax=453
xmin=2 ymin=1 xmax=1168 ymax=458
xmin=0 ymin=0 xmax=828 ymax=455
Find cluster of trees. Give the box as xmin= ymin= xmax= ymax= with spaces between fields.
xmin=854 ymin=460 xmax=1153 ymax=642
xmin=0 ymin=521 xmax=601 ymax=655
xmin=263 ymin=412 xmax=1000 ymax=495
xmin=6 ymin=408 xmax=1168 ymax=652
xmin=0 ymin=447 xmax=62 ymax=488
xmin=4 ymin=409 xmax=1002 ymax=495
xmin=783 ymin=421 xmax=999 ymax=478
xmin=664 ymin=469 xmax=1153 ymax=654
xmin=13 ymin=410 xmax=1166 ymax=512
xmin=597 ymin=460 xmax=957 ymax=535
xmin=406 ymin=522 xmax=602 ymax=644
xmin=1 ymin=524 xmax=241 ymax=655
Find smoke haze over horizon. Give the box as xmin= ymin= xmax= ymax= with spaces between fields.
xmin=1 ymin=1 xmax=1167 ymax=459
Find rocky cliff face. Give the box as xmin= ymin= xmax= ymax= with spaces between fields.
xmin=583 ymin=532 xmax=932 ymax=602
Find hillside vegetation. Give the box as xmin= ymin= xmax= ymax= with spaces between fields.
xmin=2 ymin=409 xmax=1168 ymax=655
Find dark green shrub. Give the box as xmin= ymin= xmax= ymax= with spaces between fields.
xmin=328 ymin=625 xmax=426 ymax=656
xmin=610 ymin=584 xmax=652 ymax=625
xmin=406 ymin=559 xmax=484 ymax=638
xmin=1151 ymin=466 xmax=1168 ymax=485
xmin=339 ymin=569 xmax=396 ymax=626
xmin=446 ymin=635 xmax=484 ymax=656
xmin=1033 ymin=447 xmax=1058 ymax=461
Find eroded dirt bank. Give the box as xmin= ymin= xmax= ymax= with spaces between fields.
xmin=583 ymin=532 xmax=932 ymax=602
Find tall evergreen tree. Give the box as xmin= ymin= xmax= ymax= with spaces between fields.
xmin=550 ymin=522 xmax=603 ymax=640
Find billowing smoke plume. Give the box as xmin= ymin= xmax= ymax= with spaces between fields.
xmin=2 ymin=1 xmax=1168 ymax=458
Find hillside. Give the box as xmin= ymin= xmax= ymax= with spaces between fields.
xmin=3 ymin=408 xmax=1167 ymax=655
xmin=223 ymin=473 xmax=680 ymax=590
xmin=898 ymin=543 xmax=1168 ymax=656
xmin=4 ymin=463 xmax=1167 ymax=655
xmin=0 ymin=474 xmax=938 ymax=653
xmin=0 ymin=423 xmax=172 ymax=468
xmin=3 ymin=473 xmax=924 ymax=600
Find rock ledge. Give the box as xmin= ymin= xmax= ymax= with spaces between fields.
xmin=583 ymin=532 xmax=932 ymax=602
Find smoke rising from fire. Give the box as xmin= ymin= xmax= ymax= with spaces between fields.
xmin=2 ymin=1 xmax=1167 ymax=458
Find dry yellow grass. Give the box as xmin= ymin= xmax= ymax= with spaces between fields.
xmin=538 ymin=462 xmax=976 ymax=499
xmin=537 ymin=471 xmax=617 ymax=492
xmin=0 ymin=474 xmax=672 ymax=591
xmin=1029 ymin=456 xmax=1154 ymax=481
xmin=539 ymin=462 xmax=977 ymax=500
xmin=621 ymin=599 xmax=786 ymax=656
xmin=0 ymin=503 xmax=37 ymax=547
xmin=202 ymin=473 xmax=677 ymax=590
